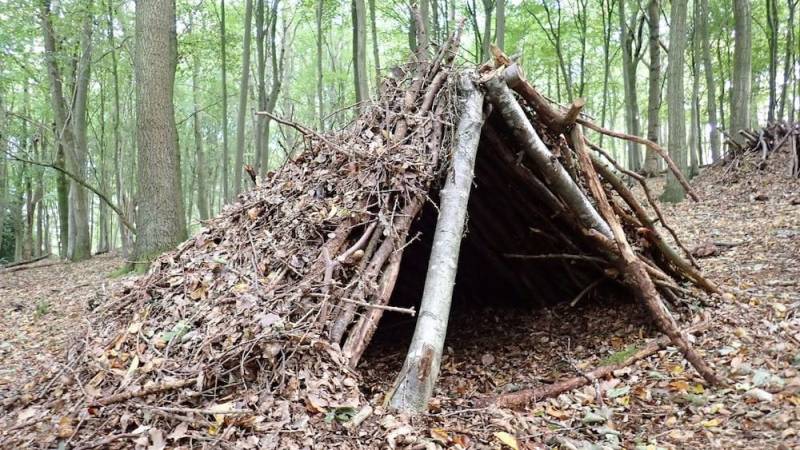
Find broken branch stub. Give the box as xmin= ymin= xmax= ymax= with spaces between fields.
xmin=387 ymin=74 xmax=485 ymax=413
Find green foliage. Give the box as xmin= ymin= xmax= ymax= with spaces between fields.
xmin=600 ymin=344 xmax=639 ymax=366
xmin=34 ymin=298 xmax=50 ymax=318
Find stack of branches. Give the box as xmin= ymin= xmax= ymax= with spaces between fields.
xmin=725 ymin=121 xmax=800 ymax=177
xmin=0 ymin=28 xmax=464 ymax=449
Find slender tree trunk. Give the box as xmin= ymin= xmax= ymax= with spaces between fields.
xmin=496 ymin=0 xmax=505 ymax=51
xmin=67 ymin=2 xmax=93 ymax=261
xmin=133 ymin=0 xmax=187 ymax=267
xmin=260 ymin=0 xmax=283 ymax=172
xmin=481 ymin=0 xmax=494 ymax=62
xmin=220 ymin=0 xmax=230 ymax=203
xmin=316 ymin=0 xmax=324 ymax=130
xmin=234 ymin=0 xmax=253 ymax=195
xmin=41 ymin=0 xmax=79 ymax=260
xmin=661 ymin=0 xmax=688 ymax=202
xmin=97 ymin=90 xmax=110 ymax=255
xmin=0 ymin=95 xmax=7 ymax=254
xmin=352 ymin=0 xmax=369 ymax=110
xmin=192 ymin=17 xmax=210 ymax=221
xmin=254 ymin=0 xmax=267 ymax=172
xmin=599 ymin=0 xmax=613 ymax=146
xmin=689 ymin=1 xmax=701 ymax=177
xmin=642 ymin=0 xmax=661 ymax=176
xmin=700 ymin=0 xmax=721 ymax=162
xmin=730 ymin=0 xmax=752 ymax=148
xmin=107 ymin=0 xmax=129 ymax=256
xmin=767 ymin=0 xmax=779 ymax=122
xmin=779 ymin=0 xmax=797 ymax=120
xmin=368 ymin=0 xmax=381 ymax=88
xmin=619 ymin=0 xmax=642 ymax=171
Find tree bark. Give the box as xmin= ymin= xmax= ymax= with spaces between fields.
xmin=495 ymin=0 xmax=505 ymax=50
xmin=220 ymin=0 xmax=230 ymax=203
xmin=68 ymin=1 xmax=94 ymax=261
xmin=316 ymin=0 xmax=325 ymax=131
xmin=689 ymin=0 xmax=701 ymax=177
xmin=661 ymin=0 xmax=688 ymax=203
xmin=368 ymin=0 xmax=381 ymax=87
xmin=699 ymin=0 xmax=721 ymax=162
xmin=481 ymin=0 xmax=494 ymax=61
xmin=487 ymin=74 xmax=613 ymax=238
xmin=730 ymin=0 xmax=752 ymax=149
xmin=779 ymin=0 xmax=797 ymax=121
xmin=388 ymin=75 xmax=485 ymax=413
xmin=642 ymin=0 xmax=661 ymax=176
xmin=766 ymin=0 xmax=779 ymax=122
xmin=107 ymin=0 xmax=130 ymax=256
xmin=191 ymin=15 xmax=210 ymax=221
xmin=133 ymin=0 xmax=187 ymax=266
xmin=352 ymin=0 xmax=369 ymax=110
xmin=254 ymin=0 xmax=267 ymax=172
xmin=619 ymin=0 xmax=642 ymax=171
xmin=234 ymin=0 xmax=253 ymax=195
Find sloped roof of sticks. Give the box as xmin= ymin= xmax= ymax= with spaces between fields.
xmin=0 ymin=28 xmax=722 ymax=449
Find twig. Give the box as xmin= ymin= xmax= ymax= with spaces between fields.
xmin=91 ymin=378 xmax=196 ymax=407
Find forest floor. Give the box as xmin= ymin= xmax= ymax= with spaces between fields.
xmin=0 ymin=158 xmax=798 ymax=449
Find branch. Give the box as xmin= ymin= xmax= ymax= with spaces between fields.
xmin=7 ymin=151 xmax=136 ymax=234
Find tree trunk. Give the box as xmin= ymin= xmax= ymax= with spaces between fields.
xmin=779 ymin=0 xmax=797 ymax=121
xmin=68 ymin=2 xmax=94 ymax=261
xmin=496 ymin=0 xmax=505 ymax=51
xmin=642 ymin=0 xmax=661 ymax=176
xmin=368 ymin=0 xmax=381 ymax=88
xmin=699 ymin=0 xmax=721 ymax=162
xmin=260 ymin=0 xmax=283 ymax=172
xmin=0 ymin=95 xmax=7 ymax=254
xmin=107 ymin=0 xmax=129 ymax=256
xmin=388 ymin=75 xmax=485 ymax=413
xmin=599 ymin=0 xmax=613 ymax=146
xmin=352 ymin=0 xmax=369 ymax=110
xmin=220 ymin=0 xmax=230 ymax=203
xmin=689 ymin=1 xmax=701 ymax=178
xmin=481 ymin=0 xmax=493 ymax=62
xmin=730 ymin=0 xmax=752 ymax=148
xmin=766 ymin=0 xmax=779 ymax=122
xmin=316 ymin=0 xmax=325 ymax=131
xmin=254 ymin=0 xmax=267 ymax=172
xmin=234 ymin=0 xmax=253 ymax=195
xmin=619 ymin=0 xmax=641 ymax=171
xmin=192 ymin=16 xmax=210 ymax=221
xmin=133 ymin=0 xmax=187 ymax=267
xmin=661 ymin=0 xmax=688 ymax=202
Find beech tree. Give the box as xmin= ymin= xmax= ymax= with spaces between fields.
xmin=132 ymin=0 xmax=186 ymax=267
xmin=661 ymin=0 xmax=688 ymax=202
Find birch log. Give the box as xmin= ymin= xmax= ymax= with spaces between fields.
xmin=484 ymin=74 xmax=613 ymax=239
xmin=387 ymin=74 xmax=485 ymax=413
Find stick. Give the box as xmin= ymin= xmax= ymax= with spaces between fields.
xmin=91 ymin=378 xmax=195 ymax=407
xmin=570 ymin=126 xmax=720 ymax=385
xmin=504 ymin=253 xmax=606 ymax=264
xmin=484 ymin=321 xmax=710 ymax=409
xmin=575 ymin=118 xmax=699 ymax=201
